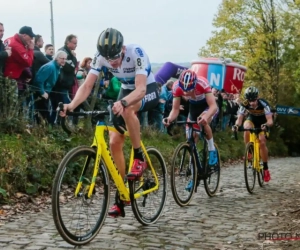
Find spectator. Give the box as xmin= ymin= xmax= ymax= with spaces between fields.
xmin=234 ymin=92 xmax=242 ymax=105
xmin=76 ymin=56 xmax=92 ymax=86
xmin=0 ymin=22 xmax=11 ymax=74
xmin=103 ymin=76 xmax=121 ymax=100
xmin=33 ymin=51 xmax=67 ymax=124
xmin=50 ymin=34 xmax=78 ymax=123
xmin=103 ymin=76 xmax=121 ymax=123
xmin=32 ymin=34 xmax=49 ymax=77
xmin=148 ymin=83 xmax=166 ymax=131
xmin=44 ymin=44 xmax=54 ymax=60
xmin=221 ymin=92 xmax=230 ymax=130
xmin=228 ymin=94 xmax=239 ymax=127
xmin=162 ymin=80 xmax=175 ymax=118
xmin=3 ymin=26 xmax=35 ymax=93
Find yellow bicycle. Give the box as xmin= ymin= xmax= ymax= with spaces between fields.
xmin=52 ymin=103 xmax=167 ymax=246
xmin=234 ymin=128 xmax=266 ymax=194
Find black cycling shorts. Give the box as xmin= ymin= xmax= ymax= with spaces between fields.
xmin=117 ymin=82 xmax=159 ymax=112
xmin=245 ymin=115 xmax=267 ymax=128
xmin=187 ymin=101 xmax=218 ymax=131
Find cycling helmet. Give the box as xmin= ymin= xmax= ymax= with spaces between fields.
xmin=178 ymin=70 xmax=197 ymax=91
xmin=244 ymin=86 xmax=259 ymax=100
xmin=97 ymin=28 xmax=124 ymax=59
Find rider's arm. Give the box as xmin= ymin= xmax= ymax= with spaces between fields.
xmin=204 ymin=93 xmax=218 ymax=118
xmin=235 ymin=105 xmax=246 ymax=126
xmin=235 ymin=114 xmax=244 ymax=126
xmin=168 ymin=97 xmax=181 ymax=122
xmin=265 ymin=114 xmax=273 ymax=127
xmin=121 ymin=46 xmax=149 ymax=106
xmin=121 ymin=74 xmax=147 ymax=106
xmin=68 ymin=73 xmax=98 ymax=110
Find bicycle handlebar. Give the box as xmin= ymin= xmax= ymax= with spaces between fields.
xmin=163 ymin=118 xmax=202 ymax=137
xmin=58 ymin=102 xmax=127 ymax=135
xmin=233 ymin=127 xmax=267 ymax=141
xmin=58 ymin=102 xmax=110 ymax=117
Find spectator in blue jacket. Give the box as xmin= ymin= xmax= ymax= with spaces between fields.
xmin=33 ymin=50 xmax=67 ymax=124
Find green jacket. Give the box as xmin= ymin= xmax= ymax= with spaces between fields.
xmin=105 ymin=77 xmax=121 ymax=100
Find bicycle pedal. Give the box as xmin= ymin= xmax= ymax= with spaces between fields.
xmin=127 ymin=175 xmax=141 ymax=181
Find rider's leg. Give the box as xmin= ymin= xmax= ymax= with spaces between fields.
xmin=203 ymin=123 xmax=219 ymax=166
xmin=259 ymin=133 xmax=271 ymax=182
xmin=122 ymin=102 xmax=148 ymax=180
xmin=203 ymin=123 xmax=215 ymax=150
xmin=259 ymin=133 xmax=269 ymax=168
xmin=122 ymin=102 xmax=144 ymax=160
xmin=108 ymin=131 xmax=127 ymax=218
xmin=108 ymin=102 xmax=142 ymax=218
xmin=243 ymin=120 xmax=253 ymax=145
xmin=109 ymin=132 xmax=126 ymax=178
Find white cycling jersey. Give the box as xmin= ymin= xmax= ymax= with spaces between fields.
xmin=89 ymin=44 xmax=156 ymax=90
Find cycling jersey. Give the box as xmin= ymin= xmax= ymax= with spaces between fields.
xmin=238 ymin=98 xmax=271 ymax=117
xmin=172 ymin=76 xmax=216 ymax=131
xmin=238 ymin=98 xmax=272 ymax=128
xmin=90 ymin=44 xmax=155 ymax=90
xmin=172 ymin=77 xmax=212 ymax=104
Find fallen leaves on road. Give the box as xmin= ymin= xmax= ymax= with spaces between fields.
xmin=0 ymin=192 xmax=51 ymax=223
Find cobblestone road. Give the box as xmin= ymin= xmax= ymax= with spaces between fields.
xmin=0 ymin=157 xmax=299 ymax=250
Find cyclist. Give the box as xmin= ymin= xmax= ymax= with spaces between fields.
xmin=163 ymin=70 xmax=219 ymax=180
xmin=232 ymin=86 xmax=273 ymax=182
xmin=60 ymin=28 xmax=159 ymax=217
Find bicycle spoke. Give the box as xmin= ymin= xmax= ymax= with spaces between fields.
xmin=52 ymin=147 xmax=110 ymax=245
xmin=129 ymin=147 xmax=167 ymax=225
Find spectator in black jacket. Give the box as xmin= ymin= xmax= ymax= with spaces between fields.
xmin=0 ymin=22 xmax=11 ymax=74
xmin=50 ymin=34 xmax=77 ymax=124
xmin=32 ymin=34 xmax=49 ymax=76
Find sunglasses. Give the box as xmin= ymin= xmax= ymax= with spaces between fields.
xmin=105 ymin=52 xmax=122 ymax=62
xmin=248 ymin=99 xmax=257 ymax=102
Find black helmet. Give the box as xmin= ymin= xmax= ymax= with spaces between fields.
xmin=97 ymin=28 xmax=123 ymax=59
xmin=244 ymin=86 xmax=259 ymax=100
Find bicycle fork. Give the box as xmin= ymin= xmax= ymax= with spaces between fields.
xmin=192 ymin=145 xmax=203 ymax=193
xmin=74 ymin=147 xmax=102 ymax=199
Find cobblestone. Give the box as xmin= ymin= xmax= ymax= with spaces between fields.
xmin=0 ymin=157 xmax=299 ymax=249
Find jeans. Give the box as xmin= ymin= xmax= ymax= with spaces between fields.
xmin=222 ymin=114 xmax=230 ymax=131
xmin=148 ymin=109 xmax=163 ymax=132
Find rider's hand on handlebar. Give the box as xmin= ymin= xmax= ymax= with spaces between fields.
xmin=232 ymin=125 xmax=239 ymax=131
xmin=57 ymin=103 xmax=73 ymax=117
xmin=162 ymin=117 xmax=171 ymax=127
xmin=261 ymin=123 xmax=270 ymax=132
xmin=197 ymin=115 xmax=208 ymax=126
xmin=112 ymin=100 xmax=124 ymax=116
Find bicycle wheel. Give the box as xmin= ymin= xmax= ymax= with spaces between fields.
xmin=170 ymin=142 xmax=197 ymax=207
xmin=204 ymin=143 xmax=221 ymax=197
xmin=52 ymin=146 xmax=110 ymax=245
xmin=244 ymin=143 xmax=256 ymax=194
xmin=257 ymin=161 xmax=264 ymax=187
xmin=128 ymin=146 xmax=167 ymax=225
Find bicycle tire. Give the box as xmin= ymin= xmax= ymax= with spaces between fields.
xmin=257 ymin=161 xmax=264 ymax=187
xmin=244 ymin=143 xmax=256 ymax=194
xmin=128 ymin=146 xmax=167 ymax=225
xmin=170 ymin=142 xmax=197 ymax=207
xmin=52 ymin=146 xmax=110 ymax=245
xmin=204 ymin=143 xmax=221 ymax=197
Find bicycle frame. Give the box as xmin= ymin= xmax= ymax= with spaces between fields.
xmin=186 ymin=124 xmax=208 ymax=174
xmin=244 ymin=128 xmax=262 ymax=172
xmin=248 ymin=130 xmax=261 ymax=172
xmin=74 ymin=121 xmax=160 ymax=202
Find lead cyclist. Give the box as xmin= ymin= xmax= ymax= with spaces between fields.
xmin=60 ymin=28 xmax=160 ymax=217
